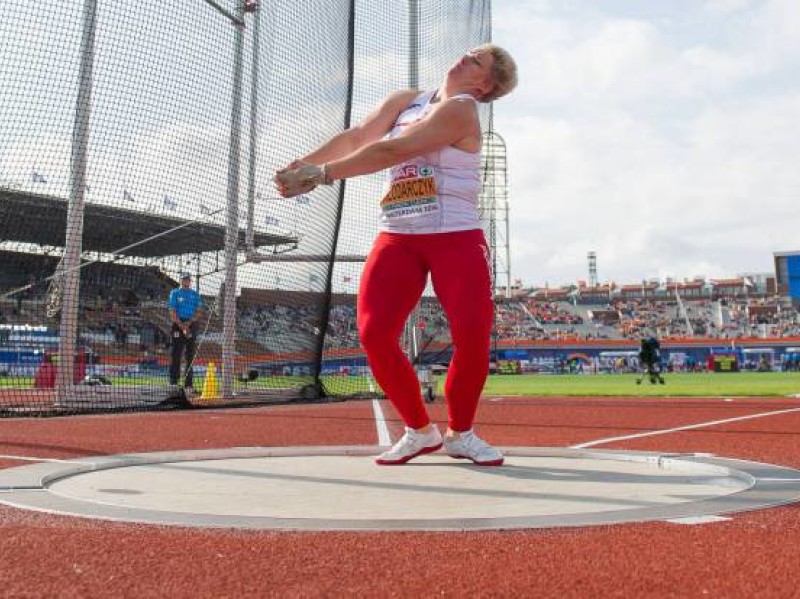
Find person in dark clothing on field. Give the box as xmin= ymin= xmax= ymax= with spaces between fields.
xmin=637 ymin=336 xmax=665 ymax=385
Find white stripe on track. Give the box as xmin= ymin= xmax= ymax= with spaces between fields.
xmin=571 ymin=406 xmax=800 ymax=449
xmin=667 ymin=515 xmax=731 ymax=525
xmin=371 ymin=399 xmax=392 ymax=447
xmin=0 ymin=454 xmax=84 ymax=464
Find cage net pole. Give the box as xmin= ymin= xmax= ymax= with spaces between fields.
xmin=403 ymin=0 xmax=421 ymax=364
xmin=311 ymin=0 xmax=357 ymax=398
xmin=221 ymin=1 xmax=248 ymax=397
xmin=244 ymin=3 xmax=262 ymax=251
xmin=57 ymin=0 xmax=98 ymax=400
xmin=408 ymin=0 xmax=419 ymax=89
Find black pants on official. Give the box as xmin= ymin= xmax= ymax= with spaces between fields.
xmin=169 ymin=322 xmax=197 ymax=387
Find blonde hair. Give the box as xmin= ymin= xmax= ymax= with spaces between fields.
xmin=474 ymin=43 xmax=518 ymax=103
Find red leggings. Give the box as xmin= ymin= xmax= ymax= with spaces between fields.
xmin=357 ymin=229 xmax=494 ymax=431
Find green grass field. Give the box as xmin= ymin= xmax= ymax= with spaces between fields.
xmin=480 ymin=372 xmax=800 ymax=397
xmin=3 ymin=372 xmax=799 ymax=398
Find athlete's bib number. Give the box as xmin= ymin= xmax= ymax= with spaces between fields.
xmin=380 ymin=165 xmax=439 ymax=220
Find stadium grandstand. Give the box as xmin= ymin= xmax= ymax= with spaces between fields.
xmin=1 ymin=195 xmax=799 ymax=411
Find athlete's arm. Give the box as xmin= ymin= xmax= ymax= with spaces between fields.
xmin=324 ymin=97 xmax=478 ymax=181
xmin=290 ymin=90 xmax=419 ymax=167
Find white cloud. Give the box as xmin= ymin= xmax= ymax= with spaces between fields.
xmin=493 ymin=0 xmax=800 ymax=287
xmin=704 ymin=0 xmax=754 ymax=14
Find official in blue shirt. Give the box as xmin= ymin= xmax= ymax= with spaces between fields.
xmin=167 ymin=272 xmax=203 ymax=390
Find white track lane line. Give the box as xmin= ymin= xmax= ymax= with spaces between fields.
xmin=0 ymin=454 xmax=85 ymax=464
xmin=667 ymin=515 xmax=732 ymax=525
xmin=571 ymin=406 xmax=800 ymax=449
xmin=371 ymin=399 xmax=392 ymax=447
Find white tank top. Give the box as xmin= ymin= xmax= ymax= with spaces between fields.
xmin=378 ymin=90 xmax=482 ymax=234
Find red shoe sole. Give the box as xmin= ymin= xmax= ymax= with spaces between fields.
xmin=375 ymin=442 xmax=443 ymax=465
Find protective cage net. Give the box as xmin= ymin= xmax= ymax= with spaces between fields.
xmin=0 ymin=0 xmax=492 ymax=415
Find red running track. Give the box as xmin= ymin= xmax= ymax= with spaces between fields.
xmin=1 ymin=396 xmax=800 ymax=598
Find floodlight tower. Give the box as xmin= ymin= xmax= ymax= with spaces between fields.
xmin=588 ymin=251 xmax=597 ymax=288
xmin=479 ymin=123 xmax=511 ymax=297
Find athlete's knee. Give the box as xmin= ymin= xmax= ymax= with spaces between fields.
xmin=358 ymin=317 xmax=397 ymax=351
xmin=450 ymin=330 xmax=491 ymax=361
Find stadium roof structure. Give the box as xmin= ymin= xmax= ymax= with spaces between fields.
xmin=0 ymin=188 xmax=296 ymax=257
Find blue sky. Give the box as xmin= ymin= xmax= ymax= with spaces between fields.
xmin=492 ymin=0 xmax=800 ymax=287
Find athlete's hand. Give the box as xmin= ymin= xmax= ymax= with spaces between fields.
xmin=274 ymin=161 xmax=330 ymax=198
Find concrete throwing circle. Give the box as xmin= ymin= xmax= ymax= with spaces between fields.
xmin=2 ymin=446 xmax=800 ymax=531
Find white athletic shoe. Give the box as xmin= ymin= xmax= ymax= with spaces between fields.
xmin=444 ymin=430 xmax=504 ymax=466
xmin=375 ymin=425 xmax=443 ymax=465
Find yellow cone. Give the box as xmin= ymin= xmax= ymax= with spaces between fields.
xmin=201 ymin=361 xmax=219 ymax=400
